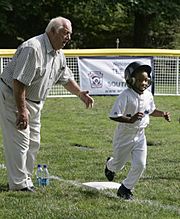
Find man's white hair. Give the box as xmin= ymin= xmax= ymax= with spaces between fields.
xmin=45 ymin=16 xmax=71 ymax=33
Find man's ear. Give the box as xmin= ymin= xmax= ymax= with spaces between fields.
xmin=51 ymin=26 xmax=56 ymax=34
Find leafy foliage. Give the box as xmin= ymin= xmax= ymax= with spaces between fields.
xmin=0 ymin=0 xmax=179 ymax=48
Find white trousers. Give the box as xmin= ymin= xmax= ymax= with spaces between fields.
xmin=107 ymin=125 xmax=147 ymax=190
xmin=0 ymin=80 xmax=43 ymax=190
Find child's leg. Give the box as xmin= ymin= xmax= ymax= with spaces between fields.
xmin=122 ymin=130 xmax=147 ymax=190
xmin=107 ymin=128 xmax=133 ymax=172
xmin=107 ymin=145 xmax=131 ymax=172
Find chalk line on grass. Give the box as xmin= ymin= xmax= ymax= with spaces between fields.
xmin=49 ymin=175 xmax=180 ymax=216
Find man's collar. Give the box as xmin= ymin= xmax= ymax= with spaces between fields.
xmin=44 ymin=33 xmax=54 ymax=54
xmin=43 ymin=33 xmax=62 ymax=56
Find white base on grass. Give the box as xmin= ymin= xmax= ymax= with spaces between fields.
xmin=82 ymin=181 xmax=121 ymax=190
xmin=49 ymin=176 xmax=180 ymax=215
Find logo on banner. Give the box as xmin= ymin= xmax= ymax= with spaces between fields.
xmin=88 ymin=71 xmax=103 ymax=88
xmin=112 ymin=62 xmax=124 ymax=74
xmin=112 ymin=62 xmax=127 ymax=76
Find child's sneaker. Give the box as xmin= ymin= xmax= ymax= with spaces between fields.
xmin=105 ymin=157 xmax=115 ymax=181
xmin=117 ymin=184 xmax=133 ymax=200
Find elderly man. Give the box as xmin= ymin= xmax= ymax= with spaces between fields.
xmin=0 ymin=16 xmax=94 ymax=192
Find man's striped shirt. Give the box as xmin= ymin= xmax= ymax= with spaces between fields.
xmin=1 ymin=33 xmax=73 ymax=101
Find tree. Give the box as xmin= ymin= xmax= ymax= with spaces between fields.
xmin=0 ymin=0 xmax=179 ymax=49
xmin=0 ymin=0 xmax=16 ymax=48
xmin=0 ymin=0 xmax=128 ymax=48
xmin=69 ymin=0 xmax=127 ymax=48
xmin=121 ymin=0 xmax=180 ymax=48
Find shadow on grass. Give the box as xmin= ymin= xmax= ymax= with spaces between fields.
xmin=0 ymin=183 xmax=8 ymax=192
xmin=147 ymin=141 xmax=162 ymax=146
xmin=72 ymin=143 xmax=94 ymax=150
xmin=79 ymin=187 xmax=118 ymax=200
xmin=141 ymin=176 xmax=180 ymax=181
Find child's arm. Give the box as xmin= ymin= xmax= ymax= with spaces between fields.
xmin=110 ymin=112 xmax=144 ymax=123
xmin=150 ymin=109 xmax=171 ymax=122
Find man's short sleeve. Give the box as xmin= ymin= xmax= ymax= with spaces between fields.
xmin=13 ymin=47 xmax=37 ymax=86
xmin=59 ymin=66 xmax=74 ymax=85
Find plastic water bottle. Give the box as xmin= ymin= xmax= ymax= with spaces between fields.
xmin=42 ymin=164 xmax=49 ymax=186
xmin=36 ymin=164 xmax=43 ymax=186
xmin=0 ymin=164 xmax=6 ymax=169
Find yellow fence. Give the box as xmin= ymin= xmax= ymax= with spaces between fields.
xmin=0 ymin=48 xmax=180 ymax=96
xmin=0 ymin=48 xmax=180 ymax=57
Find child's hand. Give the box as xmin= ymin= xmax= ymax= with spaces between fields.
xmin=163 ymin=112 xmax=171 ymax=122
xmin=130 ymin=112 xmax=144 ymax=123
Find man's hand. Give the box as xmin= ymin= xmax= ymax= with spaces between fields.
xmin=78 ymin=91 xmax=94 ymax=108
xmin=16 ymin=109 xmax=29 ymax=130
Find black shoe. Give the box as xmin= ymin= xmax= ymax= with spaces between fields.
xmin=20 ymin=187 xmax=35 ymax=192
xmin=105 ymin=157 xmax=115 ymax=181
xmin=117 ymin=184 xmax=133 ymax=200
xmin=30 ymin=186 xmax=35 ymax=190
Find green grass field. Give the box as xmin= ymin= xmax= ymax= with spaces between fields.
xmin=0 ymin=96 xmax=179 ymax=219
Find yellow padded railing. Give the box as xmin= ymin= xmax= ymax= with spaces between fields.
xmin=0 ymin=48 xmax=180 ymax=58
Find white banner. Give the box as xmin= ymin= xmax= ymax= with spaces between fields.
xmin=78 ymin=57 xmax=153 ymax=95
